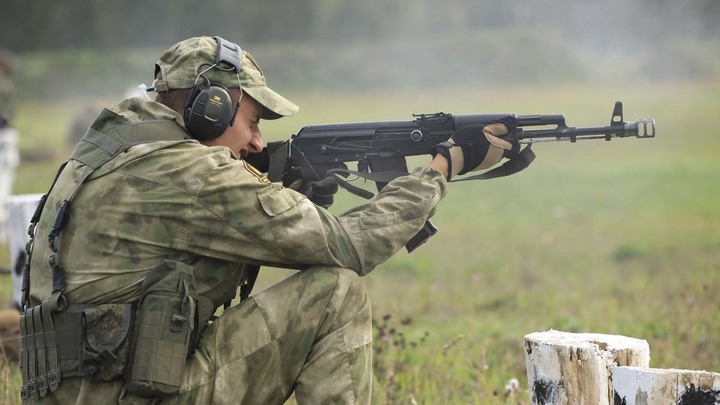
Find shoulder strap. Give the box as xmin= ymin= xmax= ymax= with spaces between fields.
xmin=20 ymin=163 xmax=68 ymax=311
xmin=71 ymin=109 xmax=189 ymax=170
xmin=28 ymin=110 xmax=190 ymax=305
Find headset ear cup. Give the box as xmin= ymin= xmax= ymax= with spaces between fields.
xmin=184 ymin=82 xmax=234 ymax=141
xmin=183 ymin=82 xmax=206 ymax=129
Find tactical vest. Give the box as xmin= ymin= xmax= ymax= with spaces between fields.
xmin=18 ymin=108 xmax=214 ymax=401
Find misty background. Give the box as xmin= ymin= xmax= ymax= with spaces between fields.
xmin=1 ymin=3 xmax=720 ymax=402
xmin=2 ymin=0 xmax=719 ymax=101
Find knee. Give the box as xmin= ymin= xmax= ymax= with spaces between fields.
xmin=319 ymin=265 xmax=362 ymax=290
xmin=328 ymin=266 xmax=369 ymax=312
xmin=311 ymin=266 xmax=371 ymax=333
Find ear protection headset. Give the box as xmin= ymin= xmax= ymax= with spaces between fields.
xmin=184 ymin=36 xmax=243 ymax=141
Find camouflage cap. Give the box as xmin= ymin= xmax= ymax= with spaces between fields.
xmin=153 ymin=36 xmax=298 ymax=120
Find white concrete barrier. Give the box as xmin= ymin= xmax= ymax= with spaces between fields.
xmin=6 ymin=193 xmax=43 ymax=309
xmin=524 ymin=330 xmax=650 ymax=405
xmin=613 ymin=366 xmax=720 ymax=405
xmin=0 ymin=127 xmax=20 ymax=243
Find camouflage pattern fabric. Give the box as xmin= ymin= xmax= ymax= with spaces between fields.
xmin=82 ymin=304 xmax=134 ymax=382
xmin=26 ymin=96 xmax=447 ymax=404
xmin=153 ymin=36 xmax=298 ymax=120
xmin=31 ymin=266 xmax=370 ymax=405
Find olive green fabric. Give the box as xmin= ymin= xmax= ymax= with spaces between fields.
xmin=125 ymin=260 xmax=197 ymax=397
xmin=26 ymin=96 xmax=447 ymax=404
xmin=30 ymin=266 xmax=371 ymax=405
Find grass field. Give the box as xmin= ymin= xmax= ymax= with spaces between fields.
xmin=1 ymin=80 xmax=719 ymax=404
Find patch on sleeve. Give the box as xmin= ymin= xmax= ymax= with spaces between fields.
xmin=242 ymin=160 xmax=270 ymax=183
xmin=257 ymin=184 xmax=306 ymax=217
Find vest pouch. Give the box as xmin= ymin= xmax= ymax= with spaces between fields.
xmin=125 ymin=260 xmax=197 ymax=397
xmin=19 ymin=302 xmax=135 ymax=401
xmin=81 ymin=303 xmax=135 ymax=381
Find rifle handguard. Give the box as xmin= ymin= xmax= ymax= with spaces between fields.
xmin=431 ymin=141 xmax=454 ymax=181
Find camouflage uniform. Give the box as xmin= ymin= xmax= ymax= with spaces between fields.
xmin=26 ymin=38 xmax=448 ymax=405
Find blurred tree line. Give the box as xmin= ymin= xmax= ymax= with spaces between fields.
xmin=2 ymin=0 xmax=717 ymax=51
xmin=1 ymin=0 xmax=719 ymax=99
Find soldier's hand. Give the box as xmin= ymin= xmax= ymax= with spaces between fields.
xmin=432 ymin=120 xmax=519 ymax=180
xmin=287 ymin=175 xmax=339 ymax=209
xmin=306 ymin=177 xmax=339 ymax=209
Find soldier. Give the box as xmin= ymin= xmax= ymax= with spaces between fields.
xmin=21 ymin=36 xmax=517 ymax=404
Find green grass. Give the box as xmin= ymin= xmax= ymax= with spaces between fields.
xmin=2 ymin=80 xmax=719 ymax=404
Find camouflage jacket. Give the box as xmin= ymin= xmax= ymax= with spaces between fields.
xmin=28 ymin=97 xmax=448 ymax=309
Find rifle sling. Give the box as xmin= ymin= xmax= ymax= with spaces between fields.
xmin=450 ymin=144 xmax=535 ymax=182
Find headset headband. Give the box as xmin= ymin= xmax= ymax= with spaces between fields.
xmin=214 ymin=36 xmax=242 ymax=72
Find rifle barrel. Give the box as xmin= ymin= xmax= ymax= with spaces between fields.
xmin=519 ymin=118 xmax=655 ymax=143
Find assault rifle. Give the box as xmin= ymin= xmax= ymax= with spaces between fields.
xmin=247 ymin=101 xmax=655 ymax=252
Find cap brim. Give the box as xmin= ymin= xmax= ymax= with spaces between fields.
xmin=243 ymin=86 xmax=299 ymax=120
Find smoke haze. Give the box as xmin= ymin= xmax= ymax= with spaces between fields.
xmin=1 ymin=0 xmax=718 ymax=97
